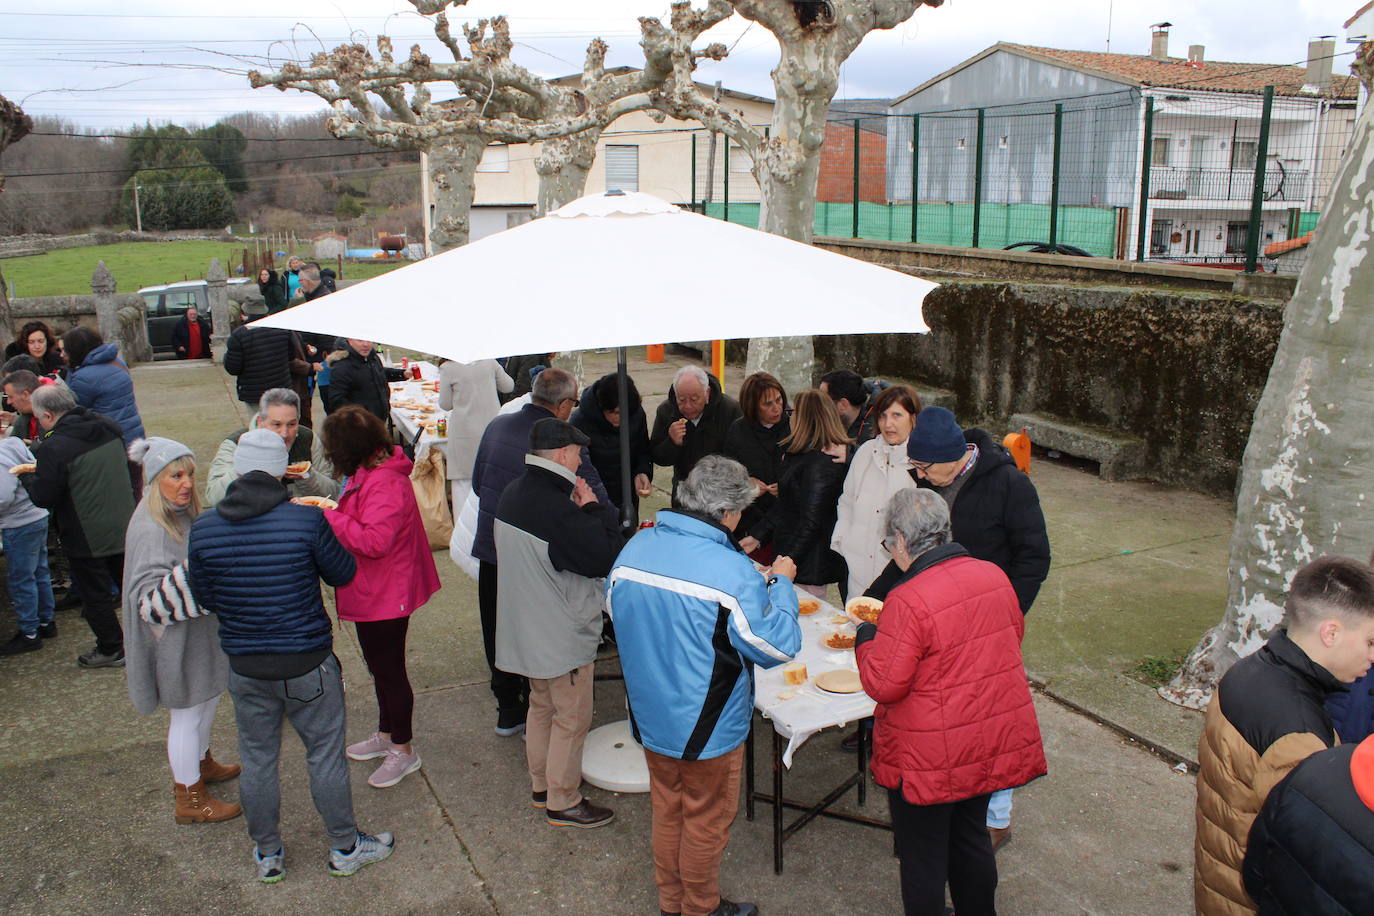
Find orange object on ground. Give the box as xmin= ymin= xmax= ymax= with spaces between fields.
xmin=710 ymin=340 xmax=725 ymax=387
xmin=646 ymin=344 xmax=664 ymax=363
xmin=1003 ymin=428 xmax=1032 ymax=473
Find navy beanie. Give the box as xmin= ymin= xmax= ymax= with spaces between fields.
xmin=907 ymin=406 xmax=967 ymax=463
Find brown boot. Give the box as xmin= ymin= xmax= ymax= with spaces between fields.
xmin=200 ymin=751 xmax=241 ymax=784
xmin=174 ymin=780 xmax=242 ymax=824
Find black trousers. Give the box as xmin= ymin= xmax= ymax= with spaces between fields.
xmin=889 ymin=788 xmax=997 ymax=916
xmin=68 ymin=553 xmax=124 ymax=654
xmin=477 ymin=560 xmax=529 ymax=714
xmin=354 ymin=617 xmax=414 ymax=745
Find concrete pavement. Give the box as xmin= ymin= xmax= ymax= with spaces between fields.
xmin=0 ymin=350 xmax=1215 ymax=914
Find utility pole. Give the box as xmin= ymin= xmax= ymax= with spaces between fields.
xmin=132 ymin=183 xmax=143 ymax=233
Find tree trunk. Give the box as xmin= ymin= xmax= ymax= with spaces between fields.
xmin=427 ymin=134 xmax=487 ymax=253
xmin=535 ymin=130 xmax=600 ymax=216
xmin=0 ymin=267 xmax=12 ymax=344
xmin=744 ymin=35 xmax=839 ymax=394
xmin=1160 ymin=88 xmax=1374 ymax=709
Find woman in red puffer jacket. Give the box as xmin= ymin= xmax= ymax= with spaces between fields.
xmin=855 ymin=488 xmax=1046 ymax=916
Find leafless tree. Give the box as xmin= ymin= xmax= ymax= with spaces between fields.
xmin=1161 ymin=43 xmax=1374 ymax=708
xmin=0 ymin=95 xmax=33 ymax=338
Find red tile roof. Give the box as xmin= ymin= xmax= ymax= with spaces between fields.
xmin=1003 ymin=43 xmax=1358 ymax=100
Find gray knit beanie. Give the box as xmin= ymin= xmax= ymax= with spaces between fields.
xmin=127 ymin=437 xmax=194 ymax=486
xmin=233 ymin=428 xmax=289 ymax=478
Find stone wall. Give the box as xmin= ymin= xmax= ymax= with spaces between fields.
xmin=10 ymin=293 xmax=152 ymax=364
xmin=813 ymin=280 xmax=1283 ymax=495
xmin=0 ymin=229 xmax=249 ymax=258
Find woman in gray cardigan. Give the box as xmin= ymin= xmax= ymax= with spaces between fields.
xmin=123 ymin=437 xmax=240 ymax=825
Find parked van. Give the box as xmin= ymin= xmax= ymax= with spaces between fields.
xmin=138 ymin=279 xmax=253 ymax=357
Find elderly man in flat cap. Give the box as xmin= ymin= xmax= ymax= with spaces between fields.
xmin=494 ymin=417 xmax=626 ymax=829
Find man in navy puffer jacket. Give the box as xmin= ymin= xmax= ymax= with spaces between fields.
xmin=188 ymin=429 xmax=395 ymax=882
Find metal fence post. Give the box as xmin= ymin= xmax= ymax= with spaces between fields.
xmin=972 ymin=109 xmax=985 ymax=248
xmin=690 ymin=132 xmax=697 ymax=212
xmin=852 ymin=119 xmax=861 ymax=238
xmin=723 ymin=137 xmax=730 ymax=223
xmin=1049 ymin=103 xmax=1063 ymax=247
xmin=1244 ymin=86 xmax=1275 ymax=273
xmin=1135 ymin=96 xmax=1155 ymax=261
xmin=910 ymin=114 xmax=921 ymax=243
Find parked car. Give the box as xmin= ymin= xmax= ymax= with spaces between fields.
xmin=138 ymin=279 xmax=252 ymax=358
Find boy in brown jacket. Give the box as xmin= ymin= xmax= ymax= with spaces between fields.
xmin=1194 ymin=556 xmax=1374 ymax=915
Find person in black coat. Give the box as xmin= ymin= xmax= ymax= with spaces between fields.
xmin=1243 ymin=735 xmax=1374 ymax=915
xmin=723 ymin=371 xmax=790 ymax=560
xmin=223 ymin=325 xmax=293 ymax=409
xmin=170 ymin=306 xmax=212 ymax=359
xmin=569 ymin=372 xmax=652 ymax=518
xmin=650 ymin=365 xmax=742 ymax=503
xmin=4 ymin=321 xmax=66 ymax=377
xmin=738 ymin=389 xmax=848 ymax=591
xmin=324 ymin=339 xmax=396 ymax=421
xmin=258 ymin=268 xmax=288 ymax=314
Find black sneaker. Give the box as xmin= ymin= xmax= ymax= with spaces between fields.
xmin=77 ymin=647 xmax=125 ymax=668
xmin=0 ymin=632 xmax=42 ymax=656
xmin=708 ymin=900 xmax=758 ymax=916
xmin=495 ymin=707 xmax=527 ymax=737
xmin=530 ymin=790 xmax=547 ymax=809
xmin=37 ymin=621 xmax=57 ymax=639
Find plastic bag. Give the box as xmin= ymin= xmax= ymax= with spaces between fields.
xmin=409 ymin=447 xmax=454 ymax=550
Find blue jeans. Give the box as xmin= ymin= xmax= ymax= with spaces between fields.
xmin=3 ymin=517 xmax=54 ymax=637
xmin=986 ymin=787 xmax=1013 ymax=829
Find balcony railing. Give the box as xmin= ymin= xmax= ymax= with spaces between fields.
xmin=1148 ymin=165 xmax=1309 ymax=203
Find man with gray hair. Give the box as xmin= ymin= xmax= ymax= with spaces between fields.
xmin=651 ymin=364 xmax=742 ymax=502
xmin=204 ymin=388 xmax=338 ymax=506
xmin=469 ymin=367 xmax=613 ymax=737
xmin=608 ymin=455 xmax=801 ymax=916
xmin=19 ymin=384 xmax=135 ymax=668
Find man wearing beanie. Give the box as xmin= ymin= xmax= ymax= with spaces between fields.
xmin=866 ymin=405 xmax=1050 ymax=851
xmin=187 ymin=428 xmax=396 ymax=882
xmin=494 ymin=418 xmax=625 ymax=828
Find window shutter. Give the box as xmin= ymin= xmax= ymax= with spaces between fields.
xmin=604 ymin=145 xmax=639 ymax=191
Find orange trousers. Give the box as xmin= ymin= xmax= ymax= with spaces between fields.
xmin=644 ymin=744 xmax=745 ymax=916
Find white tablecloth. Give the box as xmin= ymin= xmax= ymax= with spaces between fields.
xmin=388 ymin=360 xmax=446 ymax=457
xmin=753 ymin=589 xmax=875 ymax=768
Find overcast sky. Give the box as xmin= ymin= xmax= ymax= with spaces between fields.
xmin=0 ymin=0 xmax=1358 ymax=129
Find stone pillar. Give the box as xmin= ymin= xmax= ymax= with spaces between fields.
xmin=207 ymin=257 xmax=230 ymax=357
xmin=91 ymin=260 xmax=118 ymax=342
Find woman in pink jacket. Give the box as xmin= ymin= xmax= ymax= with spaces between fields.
xmin=318 ymin=405 xmax=441 ymax=789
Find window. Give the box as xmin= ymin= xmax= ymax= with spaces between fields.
xmin=1151 ymin=136 xmax=1170 ymax=166
xmin=1225 ymin=221 xmax=1250 ymax=254
xmin=1150 ymin=219 xmax=1173 ymax=256
xmin=1230 ymin=140 xmax=1258 ymax=170
xmin=604 ymin=145 xmax=639 ymax=192
xmin=956 ymin=138 xmax=966 ymax=150
xmin=997 ymin=136 xmax=1009 ymax=150
xmin=475 ymin=144 xmax=509 ymax=173
xmin=728 ymin=146 xmax=752 ymax=174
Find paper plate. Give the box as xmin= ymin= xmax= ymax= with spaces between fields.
xmin=814 ymin=669 xmax=863 ymax=694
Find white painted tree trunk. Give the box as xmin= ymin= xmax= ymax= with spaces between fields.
xmin=426 ymin=135 xmax=487 ymax=253
xmin=1160 ymin=88 xmax=1374 ymax=709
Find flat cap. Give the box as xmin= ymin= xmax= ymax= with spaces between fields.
xmin=529 ymin=417 xmax=590 ymax=450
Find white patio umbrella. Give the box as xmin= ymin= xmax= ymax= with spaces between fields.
xmin=250 ymin=190 xmax=934 ymax=362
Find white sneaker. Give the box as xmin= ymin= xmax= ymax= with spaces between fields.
xmin=367 ymin=748 xmax=421 ymax=788
xmin=254 ymin=846 xmax=285 ymax=883
xmin=328 ymin=832 xmax=395 ymax=876
xmin=346 ymin=732 xmax=389 ymax=761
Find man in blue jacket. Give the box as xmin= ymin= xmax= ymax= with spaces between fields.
xmin=470 ymin=367 xmax=612 ymax=737
xmin=608 ymin=455 xmax=801 ymax=916
xmin=187 ymin=429 xmax=392 ymax=884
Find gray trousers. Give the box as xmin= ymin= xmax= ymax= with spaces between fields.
xmin=227 ymin=654 xmax=357 ymax=853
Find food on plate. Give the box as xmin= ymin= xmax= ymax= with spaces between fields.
xmin=286 ymin=461 xmax=311 ymax=475
xmin=829 ymin=614 xmax=849 ymax=625
xmin=8 ymin=462 xmax=36 ymax=475
xmin=782 ymin=662 xmax=808 ymax=686
xmin=823 ymin=632 xmax=856 ymax=650
xmin=845 ymin=596 xmax=884 ymax=626
xmin=797 ymin=598 xmax=821 ymax=616
xmin=814 ymin=669 xmax=863 ymax=694
xmin=294 ymin=496 xmax=338 ymax=509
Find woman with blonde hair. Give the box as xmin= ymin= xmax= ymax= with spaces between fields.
xmin=123 ymin=437 xmax=240 ymax=824
xmin=739 ymin=389 xmax=849 ymax=597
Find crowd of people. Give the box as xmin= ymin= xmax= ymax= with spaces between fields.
xmin=14 ymin=316 xmax=1371 ymax=914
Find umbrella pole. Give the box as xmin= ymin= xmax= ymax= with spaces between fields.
xmin=617 ymin=347 xmax=634 ymax=533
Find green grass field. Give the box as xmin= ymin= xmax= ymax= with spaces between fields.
xmin=0 ymin=240 xmax=408 ymax=298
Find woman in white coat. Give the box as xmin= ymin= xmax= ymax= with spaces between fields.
xmin=831 ymin=385 xmax=922 ymax=599
xmin=439 ymin=358 xmax=514 ymax=500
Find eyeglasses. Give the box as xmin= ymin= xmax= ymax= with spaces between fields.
xmin=880 ymin=534 xmax=901 ymax=555
xmin=910 ymin=460 xmax=934 ymax=473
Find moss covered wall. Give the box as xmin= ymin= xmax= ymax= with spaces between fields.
xmin=813 ymin=280 xmax=1282 ymax=495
